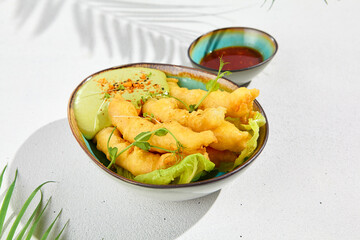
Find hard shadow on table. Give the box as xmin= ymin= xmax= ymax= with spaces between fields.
xmin=8 ymin=119 xmax=219 ymax=240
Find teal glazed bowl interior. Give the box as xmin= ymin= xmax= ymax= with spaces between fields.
xmin=68 ymin=63 xmax=269 ymax=201
xmin=188 ymin=27 xmax=278 ymax=86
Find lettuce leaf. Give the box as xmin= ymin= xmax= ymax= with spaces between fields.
xmin=232 ymin=112 xmax=266 ymax=169
xmin=134 ymin=153 xmax=215 ymax=185
xmin=226 ymin=111 xmax=266 ymax=131
xmin=115 ymin=165 xmax=135 ymax=180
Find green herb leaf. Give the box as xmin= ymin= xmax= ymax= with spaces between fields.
xmin=107 ymin=127 xmax=119 ymax=169
xmin=117 ymin=84 xmax=125 ymax=90
xmin=218 ymin=71 xmax=232 ymax=80
xmin=154 ymin=128 xmax=168 ymax=136
xmin=103 ymin=92 xmax=111 ymax=99
xmin=217 ymin=56 xmax=228 ymax=74
xmin=133 ymin=142 xmax=151 ymax=151
xmin=191 ymin=57 xmax=231 ymax=112
xmin=108 ymin=146 xmax=119 ymax=160
xmin=134 ymin=131 xmax=151 ymax=141
xmin=205 ymin=79 xmax=220 ymax=92
xmin=143 ymin=113 xmax=157 ymax=122
xmin=141 ymin=95 xmax=148 ymax=103
xmin=188 ymin=104 xmax=196 ymax=113
xmin=106 ymin=128 xmax=184 ymax=169
xmin=108 ymin=146 xmax=118 ymax=156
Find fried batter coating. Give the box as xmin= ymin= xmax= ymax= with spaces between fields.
xmin=167 ymin=78 xmax=259 ymax=123
xmin=142 ymin=97 xmax=226 ymax=131
xmin=206 ymin=147 xmax=238 ymax=167
xmin=108 ymin=96 xmax=217 ymax=154
xmin=94 ymin=127 xmax=177 ymax=176
xmin=142 ymin=95 xmax=250 ymax=152
xmin=209 ymin=121 xmax=250 ymax=152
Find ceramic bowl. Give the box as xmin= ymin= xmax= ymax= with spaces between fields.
xmin=68 ymin=63 xmax=269 ymax=201
xmin=188 ymin=27 xmax=278 ymax=86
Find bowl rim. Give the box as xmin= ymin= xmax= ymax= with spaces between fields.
xmin=187 ymin=26 xmax=278 ymax=73
xmin=67 ymin=62 xmax=269 ymax=189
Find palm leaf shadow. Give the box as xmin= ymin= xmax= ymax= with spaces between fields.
xmin=71 ymin=0 xmax=261 ymax=63
xmin=73 ymin=2 xmax=96 ymax=52
xmin=15 ymin=0 xmax=65 ymax=36
xmin=33 ymin=0 xmax=66 ymax=35
xmin=12 ymin=0 xmax=266 ymax=63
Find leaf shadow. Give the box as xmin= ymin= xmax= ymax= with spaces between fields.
xmin=12 ymin=0 xmax=264 ymax=64
xmin=8 ymin=119 xmax=220 ymax=240
xmin=70 ymin=0 xmax=262 ymax=64
xmin=15 ymin=0 xmax=66 ymax=35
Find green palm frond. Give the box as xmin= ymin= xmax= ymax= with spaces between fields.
xmin=16 ymin=191 xmax=43 ymax=240
xmin=0 ymin=169 xmax=17 ymax=236
xmin=40 ymin=209 xmax=62 ymax=240
xmin=0 ymin=166 xmax=69 ymax=240
xmin=25 ymin=197 xmax=52 ymax=240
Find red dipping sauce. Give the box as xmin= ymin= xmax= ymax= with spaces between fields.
xmin=200 ymin=46 xmax=263 ymax=71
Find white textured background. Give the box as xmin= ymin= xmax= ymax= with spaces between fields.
xmin=1 ymin=0 xmax=360 ymax=239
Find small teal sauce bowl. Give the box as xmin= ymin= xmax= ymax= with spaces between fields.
xmin=188 ymin=27 xmax=278 ymax=86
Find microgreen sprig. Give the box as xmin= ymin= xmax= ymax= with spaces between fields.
xmin=139 ymin=57 xmax=230 ymax=113
xmin=146 ymin=92 xmax=191 ymax=111
xmin=116 ymin=84 xmax=125 ymax=91
xmin=164 ymin=93 xmax=191 ymax=111
xmin=103 ymin=93 xmax=111 ymax=99
xmin=143 ymin=113 xmax=157 ymax=122
xmin=189 ymin=57 xmax=231 ymax=112
xmin=107 ymin=127 xmax=184 ymax=169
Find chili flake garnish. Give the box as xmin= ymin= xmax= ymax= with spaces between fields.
xmin=96 ymin=72 xmax=164 ymax=105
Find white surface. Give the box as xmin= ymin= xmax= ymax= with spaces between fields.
xmin=1 ymin=0 xmax=360 ymax=239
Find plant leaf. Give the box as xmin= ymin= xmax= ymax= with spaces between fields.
xmin=0 ymin=170 xmax=18 ymax=236
xmin=6 ymin=181 xmax=54 ymax=240
xmin=133 ymin=142 xmax=151 ymax=151
xmin=188 ymin=104 xmax=196 ymax=113
xmin=134 ymin=131 xmax=151 ymax=141
xmin=25 ymin=197 xmax=52 ymax=240
xmin=0 ymin=165 xmax=7 ymax=189
xmin=40 ymin=209 xmax=62 ymax=240
xmin=108 ymin=146 xmax=118 ymax=159
xmin=55 ymin=219 xmax=69 ymax=240
xmin=107 ymin=126 xmax=119 ymax=169
xmin=16 ymin=191 xmax=44 ymax=240
xmin=218 ymin=71 xmax=232 ymax=79
xmin=154 ymin=128 xmax=168 ymax=137
xmin=205 ymin=79 xmax=220 ymax=91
